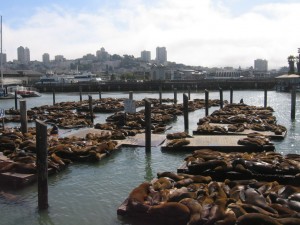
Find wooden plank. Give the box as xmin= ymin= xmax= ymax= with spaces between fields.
xmin=118 ymin=133 xmax=166 ymax=147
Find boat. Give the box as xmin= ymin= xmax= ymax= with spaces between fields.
xmin=0 ymin=89 xmax=22 ymax=99
xmin=74 ymin=72 xmax=102 ymax=83
xmin=7 ymin=85 xmax=41 ymax=98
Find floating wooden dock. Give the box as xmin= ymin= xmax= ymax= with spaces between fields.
xmin=161 ymin=135 xmax=275 ymax=152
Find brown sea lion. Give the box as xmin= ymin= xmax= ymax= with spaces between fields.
xmin=240 ymin=188 xmax=277 ymax=214
xmin=147 ymin=202 xmax=190 ymax=225
xmin=179 ymin=198 xmax=202 ymax=225
xmin=236 ymin=213 xmax=281 ymax=225
xmin=276 ymin=217 xmax=300 ymax=225
xmin=128 ymin=182 xmax=151 ymax=204
xmin=168 ymin=187 xmax=197 ymax=202
xmin=152 ymin=177 xmax=174 ymax=191
xmin=127 ymin=182 xmax=151 ymax=213
xmin=157 ymin=171 xmax=184 ymax=181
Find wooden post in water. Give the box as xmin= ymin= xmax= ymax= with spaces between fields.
xmin=219 ymin=87 xmax=223 ymax=109
xmin=230 ymin=87 xmax=233 ymax=104
xmin=264 ymin=88 xmax=268 ymax=108
xmin=99 ymin=90 xmax=102 ymax=99
xmin=52 ymin=89 xmax=56 ymax=105
xmin=88 ymin=95 xmax=94 ymax=125
xmin=79 ymin=86 xmax=82 ymax=102
xmin=20 ymin=100 xmax=28 ymax=134
xmin=205 ymin=89 xmax=209 ymax=116
xmin=129 ymin=91 xmax=133 ymax=100
xmin=291 ymin=85 xmax=296 ymax=120
xmin=36 ymin=119 xmax=49 ymax=210
xmin=14 ymin=91 xmax=18 ymax=110
xmin=174 ymin=88 xmax=177 ymax=104
xmin=183 ymin=94 xmax=189 ymax=134
xmin=145 ymin=98 xmax=151 ymax=152
xmin=188 ymin=86 xmax=191 ymax=100
xmin=159 ymin=86 xmax=162 ymax=105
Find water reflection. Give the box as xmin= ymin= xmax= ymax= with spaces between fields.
xmin=144 ymin=152 xmax=153 ymax=181
xmin=38 ymin=209 xmax=55 ymax=225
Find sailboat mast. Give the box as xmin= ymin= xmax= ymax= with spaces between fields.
xmin=0 ymin=15 xmax=3 ymax=89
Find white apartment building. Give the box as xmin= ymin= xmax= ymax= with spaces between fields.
xmin=156 ymin=47 xmax=167 ymax=64
xmin=254 ymin=59 xmax=268 ymax=72
xmin=141 ymin=50 xmax=151 ymax=62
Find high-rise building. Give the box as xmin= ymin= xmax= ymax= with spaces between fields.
xmin=17 ymin=46 xmax=30 ymax=64
xmin=42 ymin=53 xmax=50 ymax=64
xmin=24 ymin=47 xmax=30 ymax=63
xmin=54 ymin=55 xmax=65 ymax=62
xmin=254 ymin=59 xmax=268 ymax=72
xmin=141 ymin=50 xmax=151 ymax=62
xmin=0 ymin=53 xmax=7 ymax=64
xmin=156 ymin=47 xmax=167 ymax=64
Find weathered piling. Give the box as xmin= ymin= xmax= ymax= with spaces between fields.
xmin=129 ymin=91 xmax=133 ymax=100
xmin=174 ymin=88 xmax=177 ymax=104
xmin=291 ymin=85 xmax=296 ymax=119
xmin=36 ymin=119 xmax=49 ymax=210
xmin=88 ymin=95 xmax=94 ymax=124
xmin=264 ymin=88 xmax=268 ymax=108
xmin=183 ymin=94 xmax=189 ymax=133
xmin=219 ymin=88 xmax=223 ymax=109
xmin=159 ymin=86 xmax=162 ymax=105
xmin=205 ymin=89 xmax=209 ymax=116
xmin=99 ymin=91 xmax=102 ymax=100
xmin=230 ymin=87 xmax=233 ymax=104
xmin=188 ymin=86 xmax=191 ymax=100
xmin=14 ymin=91 xmax=18 ymax=110
xmin=20 ymin=100 xmax=28 ymax=134
xmin=52 ymin=89 xmax=56 ymax=105
xmin=145 ymin=98 xmax=151 ymax=152
xmin=79 ymin=86 xmax=82 ymax=102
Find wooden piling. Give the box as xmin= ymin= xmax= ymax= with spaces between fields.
xmin=264 ymin=88 xmax=268 ymax=108
xmin=88 ymin=95 xmax=94 ymax=125
xmin=174 ymin=88 xmax=177 ymax=104
xmin=129 ymin=91 xmax=133 ymax=100
xmin=79 ymin=86 xmax=82 ymax=102
xmin=219 ymin=88 xmax=223 ymax=109
xmin=230 ymin=87 xmax=233 ymax=104
xmin=99 ymin=91 xmax=102 ymax=99
xmin=36 ymin=119 xmax=49 ymax=210
xmin=52 ymin=89 xmax=56 ymax=105
xmin=145 ymin=98 xmax=151 ymax=152
xmin=20 ymin=100 xmax=28 ymax=134
xmin=183 ymin=94 xmax=189 ymax=134
xmin=188 ymin=86 xmax=191 ymax=100
xmin=291 ymin=85 xmax=296 ymax=119
xmin=159 ymin=86 xmax=162 ymax=105
xmin=14 ymin=91 xmax=18 ymax=110
xmin=205 ymin=89 xmax=209 ymax=116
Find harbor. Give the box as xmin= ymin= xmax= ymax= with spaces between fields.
xmin=0 ymin=90 xmax=300 ymax=225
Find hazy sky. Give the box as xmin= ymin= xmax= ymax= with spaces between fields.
xmin=0 ymin=0 xmax=299 ymax=69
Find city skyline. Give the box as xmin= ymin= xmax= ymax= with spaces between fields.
xmin=0 ymin=0 xmax=299 ymax=69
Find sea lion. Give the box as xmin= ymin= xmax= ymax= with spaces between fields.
xmin=276 ymin=217 xmax=300 ymax=225
xmin=206 ymin=198 xmax=235 ymax=225
xmin=240 ymin=188 xmax=277 ymax=214
xmin=127 ymin=182 xmax=151 ymax=213
xmin=157 ymin=172 xmax=184 ymax=181
xmin=147 ymin=202 xmax=190 ymax=225
xmin=179 ymin=198 xmax=202 ymax=225
xmin=175 ymin=178 xmax=194 ymax=188
xmin=152 ymin=177 xmax=174 ymax=191
xmin=168 ymin=187 xmax=197 ymax=202
xmin=236 ymin=213 xmax=281 ymax=225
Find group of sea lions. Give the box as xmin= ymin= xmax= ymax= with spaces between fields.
xmin=0 ymin=127 xmax=119 ymax=177
xmin=118 ymin=171 xmax=300 ymax=225
xmin=184 ymin=149 xmax=300 ymax=180
xmin=195 ymin=103 xmax=286 ymax=136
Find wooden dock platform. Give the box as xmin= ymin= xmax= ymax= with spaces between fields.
xmin=161 ymin=135 xmax=275 ymax=152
